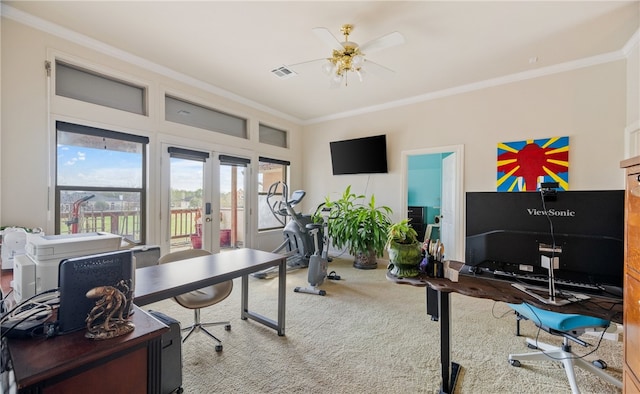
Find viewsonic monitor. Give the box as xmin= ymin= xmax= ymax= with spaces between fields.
xmin=465 ymin=190 xmax=624 ymax=288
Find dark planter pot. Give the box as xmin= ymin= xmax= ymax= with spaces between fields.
xmin=353 ymin=250 xmax=378 ymax=269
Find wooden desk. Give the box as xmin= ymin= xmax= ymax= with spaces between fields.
xmin=387 ymin=269 xmax=624 ymax=394
xmin=8 ymin=306 xmax=167 ymax=393
xmin=134 ymin=248 xmax=287 ymax=336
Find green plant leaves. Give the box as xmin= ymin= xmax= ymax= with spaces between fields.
xmin=324 ymin=186 xmax=392 ymax=257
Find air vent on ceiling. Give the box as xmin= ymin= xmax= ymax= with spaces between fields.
xmin=270 ymin=65 xmax=297 ymax=79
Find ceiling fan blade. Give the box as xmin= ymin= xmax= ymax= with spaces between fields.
xmin=312 ymin=27 xmax=344 ymax=51
xmin=359 ymin=31 xmax=405 ymax=54
xmin=363 ymin=59 xmax=395 ymax=78
xmin=287 ymin=58 xmax=326 ymax=69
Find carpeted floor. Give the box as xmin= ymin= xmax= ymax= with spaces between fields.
xmin=143 ymin=257 xmax=623 ymax=394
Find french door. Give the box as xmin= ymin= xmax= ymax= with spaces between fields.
xmin=218 ymin=155 xmax=250 ymax=250
xmin=161 ymin=144 xmax=250 ymax=254
xmin=163 ymin=146 xmax=213 ymax=253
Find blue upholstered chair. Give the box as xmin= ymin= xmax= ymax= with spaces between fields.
xmin=507 ymin=303 xmax=622 ymax=394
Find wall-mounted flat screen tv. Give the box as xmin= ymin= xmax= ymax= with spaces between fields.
xmin=330 ymin=134 xmax=388 ymax=175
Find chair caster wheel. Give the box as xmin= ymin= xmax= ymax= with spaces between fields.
xmin=319 ymin=290 xmax=326 ymax=296
xmin=225 ymin=324 xmax=231 ymax=331
xmin=527 ymin=343 xmax=538 ymax=350
xmin=215 ymin=344 xmax=223 ymax=352
xmin=509 ymin=359 xmax=521 ymax=367
xmin=593 ymin=359 xmax=607 ymax=369
xmin=294 ymin=287 xmax=300 ymax=292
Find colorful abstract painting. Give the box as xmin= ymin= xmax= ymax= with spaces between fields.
xmin=497 ymin=136 xmax=569 ymax=192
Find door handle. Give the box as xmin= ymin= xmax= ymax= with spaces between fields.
xmin=205 ymin=202 xmax=211 ymax=215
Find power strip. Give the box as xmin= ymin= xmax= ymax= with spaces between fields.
xmin=1 ymin=319 xmax=48 ymax=339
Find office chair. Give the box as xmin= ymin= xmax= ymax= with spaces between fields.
xmin=507 ymin=303 xmax=622 ymax=394
xmin=158 ymin=249 xmax=232 ymax=351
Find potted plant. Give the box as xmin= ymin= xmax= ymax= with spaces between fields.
xmin=386 ymin=218 xmax=423 ymax=277
xmin=323 ymin=186 xmax=392 ymax=269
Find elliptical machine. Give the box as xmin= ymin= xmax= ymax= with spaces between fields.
xmin=294 ymin=208 xmax=331 ymax=296
xmin=253 ymin=182 xmax=321 ymax=279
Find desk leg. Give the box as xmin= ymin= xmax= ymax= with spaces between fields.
xmin=240 ymin=260 xmax=286 ymax=336
xmin=241 ymin=274 xmax=249 ymax=321
xmin=277 ymin=258 xmax=286 ymax=336
xmin=437 ymin=290 xmax=461 ymax=394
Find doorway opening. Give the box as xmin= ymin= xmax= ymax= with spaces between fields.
xmin=401 ymin=145 xmax=464 ymax=261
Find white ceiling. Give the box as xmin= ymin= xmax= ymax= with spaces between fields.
xmin=4 ymin=1 xmax=639 ymax=123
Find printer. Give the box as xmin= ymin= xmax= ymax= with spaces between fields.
xmin=13 ymin=232 xmax=122 ymax=303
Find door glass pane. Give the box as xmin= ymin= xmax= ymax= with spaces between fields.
xmin=220 ymin=164 xmax=245 ymax=249
xmin=169 ymin=157 xmax=204 ymax=252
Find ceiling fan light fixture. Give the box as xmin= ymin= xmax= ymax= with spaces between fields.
xmin=352 ymin=54 xmax=364 ymax=68
xmin=321 ymin=60 xmax=335 ymax=76
xmin=308 ymin=23 xmax=404 ymax=88
xmin=329 ymin=72 xmax=344 ymax=88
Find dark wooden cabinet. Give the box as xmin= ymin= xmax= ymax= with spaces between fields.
xmin=407 ymin=206 xmax=427 ymax=241
xmin=621 ymin=157 xmax=640 ymax=393
xmin=8 ymin=306 xmax=167 ymax=394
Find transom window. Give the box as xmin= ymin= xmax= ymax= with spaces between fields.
xmin=55 ymin=61 xmax=147 ymax=115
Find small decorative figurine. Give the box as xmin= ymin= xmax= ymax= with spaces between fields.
xmin=85 ymin=279 xmax=135 ymax=340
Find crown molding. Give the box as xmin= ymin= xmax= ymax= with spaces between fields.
xmin=3 ymin=4 xmax=636 ymax=127
xmin=623 ymin=27 xmax=640 ymax=56
xmin=304 ymin=49 xmax=627 ymax=125
xmin=1 ymin=4 xmax=303 ymax=124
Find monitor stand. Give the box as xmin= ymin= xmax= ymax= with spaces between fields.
xmin=511 ymin=283 xmax=590 ymax=306
xmin=511 ymin=250 xmax=589 ymax=306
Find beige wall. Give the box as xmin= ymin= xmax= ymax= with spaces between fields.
xmin=0 ymin=19 xmax=302 ymax=251
xmin=301 ymin=61 xmax=628 ymax=222
xmin=1 ymin=15 xmax=637 ymax=254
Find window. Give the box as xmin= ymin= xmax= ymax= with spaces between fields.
xmin=259 ymin=124 xmax=288 ymax=148
xmin=258 ymin=157 xmax=290 ymax=231
xmin=55 ymin=61 xmax=147 ymax=115
xmin=165 ymin=95 xmax=247 ymax=138
xmin=55 ymin=121 xmax=149 ymax=244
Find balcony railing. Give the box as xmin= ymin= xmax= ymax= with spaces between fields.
xmin=60 ymin=207 xmax=243 ymax=247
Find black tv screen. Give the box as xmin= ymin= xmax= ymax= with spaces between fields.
xmin=465 ymin=190 xmax=624 ymax=287
xmin=330 ymin=134 xmax=388 ymax=175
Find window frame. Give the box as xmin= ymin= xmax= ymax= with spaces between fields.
xmin=258 ymin=157 xmax=290 ymax=231
xmin=54 ymin=121 xmax=149 ymax=244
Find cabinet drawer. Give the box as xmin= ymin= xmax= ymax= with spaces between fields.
xmin=626 ymin=172 xmax=640 ymax=276
xmin=410 ymin=223 xmax=426 ymax=241
xmin=624 ymin=368 xmax=640 ymax=394
xmin=624 ymin=273 xmax=640 ymax=385
xmin=407 ymin=206 xmax=425 ymax=221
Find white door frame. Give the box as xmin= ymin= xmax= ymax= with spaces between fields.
xmin=400 ymin=144 xmax=465 ymax=261
xmin=160 ymin=142 xmax=216 ymax=253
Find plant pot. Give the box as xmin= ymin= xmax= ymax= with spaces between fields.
xmin=353 ymin=250 xmax=378 ymax=270
xmin=190 ymin=234 xmax=202 ymax=249
xmin=220 ymin=229 xmax=231 ymax=247
xmin=387 ymin=241 xmax=422 ymax=266
xmin=387 ymin=240 xmax=422 ymax=277
xmin=387 ymin=263 xmax=421 ymax=278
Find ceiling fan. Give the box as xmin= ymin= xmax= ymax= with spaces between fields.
xmin=287 ymin=24 xmax=405 ymax=87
